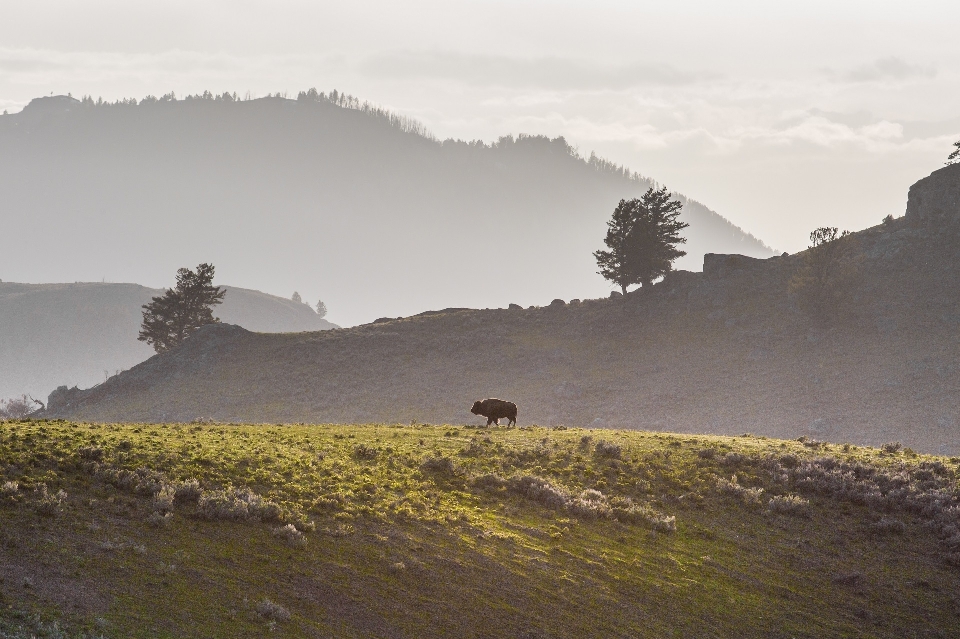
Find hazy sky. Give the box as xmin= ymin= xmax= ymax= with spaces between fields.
xmin=3 ymin=1 xmax=959 ymax=259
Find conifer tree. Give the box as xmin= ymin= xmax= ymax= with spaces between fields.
xmin=138 ymin=263 xmax=225 ymax=353
xmin=594 ymin=187 xmax=689 ymax=295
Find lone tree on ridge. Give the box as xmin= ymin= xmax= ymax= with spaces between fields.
xmin=788 ymin=227 xmax=857 ymax=324
xmin=139 ymin=263 xmax=226 ymax=353
xmin=594 ymin=186 xmax=689 ymax=295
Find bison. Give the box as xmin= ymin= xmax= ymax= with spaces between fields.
xmin=470 ymin=398 xmax=518 ymax=426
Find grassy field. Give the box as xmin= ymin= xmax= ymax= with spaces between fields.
xmin=0 ymin=419 xmax=958 ymax=638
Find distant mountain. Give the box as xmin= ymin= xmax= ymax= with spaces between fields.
xmin=0 ymin=282 xmax=336 ymax=401
xmin=0 ymin=92 xmax=773 ymax=326
xmin=44 ymin=166 xmax=960 ymax=453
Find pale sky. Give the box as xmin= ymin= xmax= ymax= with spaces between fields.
xmin=3 ymin=0 xmax=959 ymax=254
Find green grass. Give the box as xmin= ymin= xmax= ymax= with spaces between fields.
xmin=0 ymin=419 xmax=958 ymax=638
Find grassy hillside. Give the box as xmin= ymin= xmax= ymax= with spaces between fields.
xmin=46 ymin=182 xmax=960 ymax=452
xmin=0 ymin=282 xmax=336 ymax=401
xmin=0 ymin=419 xmax=958 ymax=638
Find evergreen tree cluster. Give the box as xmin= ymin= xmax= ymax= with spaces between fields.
xmin=139 ymin=263 xmax=225 ymax=354
xmin=594 ymin=187 xmax=689 ymax=295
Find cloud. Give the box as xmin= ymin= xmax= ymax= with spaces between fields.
xmin=359 ymin=51 xmax=707 ymax=90
xmin=841 ymin=57 xmax=936 ymax=83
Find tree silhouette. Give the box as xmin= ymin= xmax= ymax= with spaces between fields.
xmin=315 ymin=300 xmax=328 ymax=319
xmin=789 ymin=227 xmax=857 ymax=324
xmin=949 ymin=139 xmax=960 ymax=165
xmin=0 ymin=395 xmax=42 ymax=419
xmin=594 ymin=187 xmax=689 ymax=295
xmin=138 ymin=263 xmax=225 ymax=353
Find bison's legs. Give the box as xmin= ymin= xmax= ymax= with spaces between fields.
xmin=486 ymin=416 xmax=495 ymax=426
xmin=508 ymin=416 xmax=516 ymax=426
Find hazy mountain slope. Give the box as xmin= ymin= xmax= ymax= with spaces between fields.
xmin=44 ymin=165 xmax=960 ymax=453
xmin=0 ymin=282 xmax=336 ymax=400
xmin=0 ymin=93 xmax=773 ymax=326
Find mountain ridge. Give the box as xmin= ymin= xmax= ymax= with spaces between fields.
xmin=0 ymin=91 xmax=774 ymax=327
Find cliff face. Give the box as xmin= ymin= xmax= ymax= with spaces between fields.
xmin=906 ymin=163 xmax=960 ymax=228
xmin=43 ymin=167 xmax=960 ymax=454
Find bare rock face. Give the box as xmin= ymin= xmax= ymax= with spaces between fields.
xmin=906 ymin=163 xmax=960 ymax=228
xmin=703 ymin=253 xmax=771 ymax=277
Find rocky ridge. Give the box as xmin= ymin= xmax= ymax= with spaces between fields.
xmin=43 ymin=166 xmax=960 ymax=453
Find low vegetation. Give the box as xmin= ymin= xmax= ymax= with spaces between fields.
xmin=0 ymin=419 xmax=958 ymax=637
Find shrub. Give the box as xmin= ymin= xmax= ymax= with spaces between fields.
xmin=778 ymin=454 xmax=800 ymax=469
xmin=567 ymin=489 xmax=612 ymax=520
xmin=720 ymin=452 xmax=747 ymax=466
xmin=154 ymin=484 xmax=176 ymax=514
xmin=766 ymin=494 xmax=811 ymax=517
xmin=919 ymin=460 xmax=949 ymax=476
xmin=472 ymin=474 xmax=507 ymax=491
xmin=649 ymin=514 xmax=677 ymax=533
xmin=353 ymin=444 xmax=378 ymax=460
xmin=272 ymin=523 xmax=306 ymax=547
xmin=881 ymin=441 xmax=902 ymax=454
xmin=94 ymin=465 xmax=166 ymax=496
xmin=501 ymin=476 xmax=675 ymax=531
xmin=420 ymin=456 xmax=457 ymax=474
xmin=460 ymin=439 xmax=485 ymax=456
xmin=147 ymin=511 xmax=173 ymax=527
xmin=716 ymin=476 xmax=763 ymax=506
xmin=696 ymin=448 xmax=717 ymax=460
xmin=197 ymin=488 xmax=282 ymax=522
xmin=78 ymin=445 xmax=104 ymax=461
xmin=870 ymin=517 xmax=906 ymax=535
xmin=255 ymin=598 xmax=291 ymax=622
xmin=1 ymin=481 xmax=17 ymax=496
xmin=34 ymin=484 xmax=66 ymax=517
xmin=174 ymin=479 xmax=202 ymax=503
xmin=594 ymin=440 xmax=622 ymax=459
xmin=507 ymin=475 xmax=569 ymax=509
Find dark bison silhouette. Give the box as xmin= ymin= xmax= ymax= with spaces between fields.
xmin=470 ymin=398 xmax=518 ymax=426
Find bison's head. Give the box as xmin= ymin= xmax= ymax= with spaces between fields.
xmin=470 ymin=401 xmax=483 ymax=415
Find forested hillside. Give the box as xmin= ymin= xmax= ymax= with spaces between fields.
xmin=0 ymin=282 xmax=336 ymax=401
xmin=0 ymin=92 xmax=773 ymax=327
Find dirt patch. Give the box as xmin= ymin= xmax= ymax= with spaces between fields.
xmin=0 ymin=545 xmax=110 ymax=616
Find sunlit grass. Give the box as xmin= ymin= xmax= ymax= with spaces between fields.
xmin=0 ymin=419 xmax=958 ymax=638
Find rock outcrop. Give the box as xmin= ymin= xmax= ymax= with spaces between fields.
xmin=906 ymin=163 xmax=960 ymax=228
